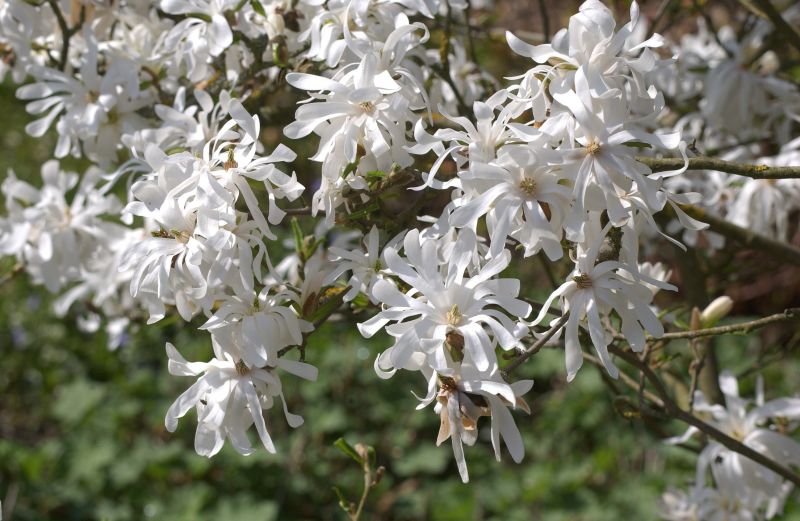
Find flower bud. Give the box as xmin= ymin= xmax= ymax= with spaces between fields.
xmin=700 ymin=296 xmax=733 ymax=327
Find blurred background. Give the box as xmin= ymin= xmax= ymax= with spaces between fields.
xmin=2 ymin=1 xmax=800 ymax=519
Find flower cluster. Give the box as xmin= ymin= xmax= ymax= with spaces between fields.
xmin=0 ymin=0 xmax=798 ymax=507
xmin=661 ymin=372 xmax=800 ymax=520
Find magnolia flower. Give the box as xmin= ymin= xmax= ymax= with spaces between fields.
xmin=408 ymin=90 xmax=522 ymax=189
xmin=201 ymin=288 xmax=308 ymax=367
xmin=532 ymin=217 xmax=673 ymax=380
xmin=17 ymin=32 xmax=153 ymax=163
xmin=160 ymin=0 xmax=238 ymax=80
xmin=506 ymin=0 xmax=666 ymax=113
xmin=324 ymin=226 xmax=396 ymax=303
xmin=667 ymin=371 xmax=800 ymax=498
xmin=419 ymin=362 xmax=533 ymax=483
xmin=284 ymin=52 xmax=413 ymax=174
xmin=201 ymin=100 xmax=302 ymax=240
xmin=164 ymin=338 xmax=317 ymax=457
xmin=727 ymin=177 xmax=800 ymax=242
xmin=450 ymin=144 xmax=570 ymax=260
xmin=550 ymin=79 xmax=683 ymax=237
xmin=0 ymin=161 xmax=123 ymax=292
xmin=359 ymin=229 xmax=530 ymax=375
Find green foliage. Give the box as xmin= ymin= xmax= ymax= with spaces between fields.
xmin=1 ymin=78 xmax=799 ymax=521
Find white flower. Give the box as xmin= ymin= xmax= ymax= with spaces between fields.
xmin=160 ymin=0 xmax=238 ymax=80
xmin=658 ymin=485 xmax=705 ymax=521
xmin=324 ymin=225 xmax=397 ymax=303
xmin=164 ymin=339 xmax=317 ymax=457
xmin=359 ymin=228 xmax=530 ymax=375
xmin=421 ymin=362 xmax=532 ymax=483
xmin=201 ymin=287 xmax=308 ymax=367
xmin=532 ymin=216 xmax=673 ymax=380
xmin=506 ymin=0 xmax=666 ymax=113
xmin=17 ymin=31 xmax=154 ymax=164
xmin=284 ymin=52 xmax=413 ymax=172
xmin=0 ymin=161 xmax=123 ymax=293
xmin=668 ymin=371 xmax=800 ymax=499
xmin=727 ymin=177 xmax=800 ymax=242
xmin=450 ymin=144 xmax=570 ymax=260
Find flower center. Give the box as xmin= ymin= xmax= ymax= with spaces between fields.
xmin=235 ymin=359 xmax=250 ymax=376
xmin=586 ymin=141 xmax=601 ymax=155
xmin=730 ymin=426 xmax=746 ymax=441
xmin=359 ymin=101 xmax=375 ymax=113
xmin=573 ymin=272 xmax=593 ymax=289
xmin=446 ymin=304 xmax=463 ymax=326
xmin=519 ymin=177 xmax=537 ymax=196
xmin=438 ymin=374 xmax=458 ymax=393
xmin=224 ymin=148 xmax=238 ymax=170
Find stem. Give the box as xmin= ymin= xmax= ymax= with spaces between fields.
xmin=638 ymin=156 xmax=800 ymax=180
xmin=350 ymin=466 xmax=372 ymax=521
xmin=583 ymin=351 xmax=665 ymax=408
xmin=502 ymin=313 xmax=569 ymax=377
xmin=284 ymin=206 xmax=312 ymax=216
xmin=677 ymin=204 xmax=800 ymax=265
xmin=655 ymin=308 xmax=799 ymax=340
xmin=537 ymin=0 xmax=550 ymax=41
xmin=608 ymin=344 xmax=800 ymax=488
xmin=742 ymin=0 xmax=800 ymax=53
xmin=435 ymin=3 xmax=473 ymax=120
xmin=45 ymin=0 xmax=84 ymax=70
xmin=0 ymin=263 xmax=24 ymax=287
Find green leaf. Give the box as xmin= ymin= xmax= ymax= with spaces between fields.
xmin=334 ymin=437 xmax=364 ymax=465
xmin=250 ymin=0 xmax=266 ymax=17
xmin=308 ymin=286 xmax=348 ymax=323
xmin=365 ymin=169 xmax=385 ymax=179
xmin=346 ymin=202 xmax=380 ymax=220
xmin=623 ymin=140 xmax=653 ymax=149
xmin=52 ymin=379 xmax=105 ymax=425
xmin=331 ymin=486 xmax=351 ymax=513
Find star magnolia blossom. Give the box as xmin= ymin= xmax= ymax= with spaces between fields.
xmin=532 ymin=216 xmax=674 ymax=380
xmin=359 ymin=228 xmax=530 ymax=375
xmin=668 ymin=372 xmax=800 ymax=501
xmin=1 ymin=0 xmax=799 ymax=500
xmin=165 ymin=339 xmax=317 ymax=457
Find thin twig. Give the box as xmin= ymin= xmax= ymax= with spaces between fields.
xmin=537 ymin=0 xmax=550 ymax=41
xmin=583 ymin=351 xmax=665 ymax=408
xmin=503 ymin=313 xmax=569 ymax=377
xmin=435 ymin=3 xmax=473 ymax=119
xmin=0 ymin=263 xmax=24 ymax=287
xmin=45 ymin=0 xmax=84 ymax=70
xmin=350 ymin=464 xmax=372 ymax=521
xmin=609 ymin=344 xmax=800 ymax=488
xmin=613 ymin=308 xmax=799 ymax=344
xmin=665 ymin=308 xmax=799 ymax=340
xmin=743 ymin=0 xmax=800 ymax=53
xmin=678 ymin=205 xmax=800 ymax=265
xmin=638 ymin=156 xmax=800 ymax=180
xmin=284 ymin=206 xmax=312 ymax=216
xmin=537 ymin=252 xmax=558 ymax=290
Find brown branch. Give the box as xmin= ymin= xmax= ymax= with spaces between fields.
xmin=608 ymin=344 xmax=800 ymax=488
xmin=45 ymin=0 xmax=84 ymax=70
xmin=741 ymin=0 xmax=800 ymax=53
xmin=502 ymin=313 xmax=569 ymax=377
xmin=677 ymin=204 xmax=800 ymax=265
xmin=638 ymin=156 xmax=800 ymax=180
xmin=662 ymin=308 xmax=800 ymax=341
xmin=613 ymin=308 xmax=800 ymax=345
xmin=583 ymin=351 xmax=665 ymax=408
xmin=0 ymin=263 xmax=24 ymax=287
